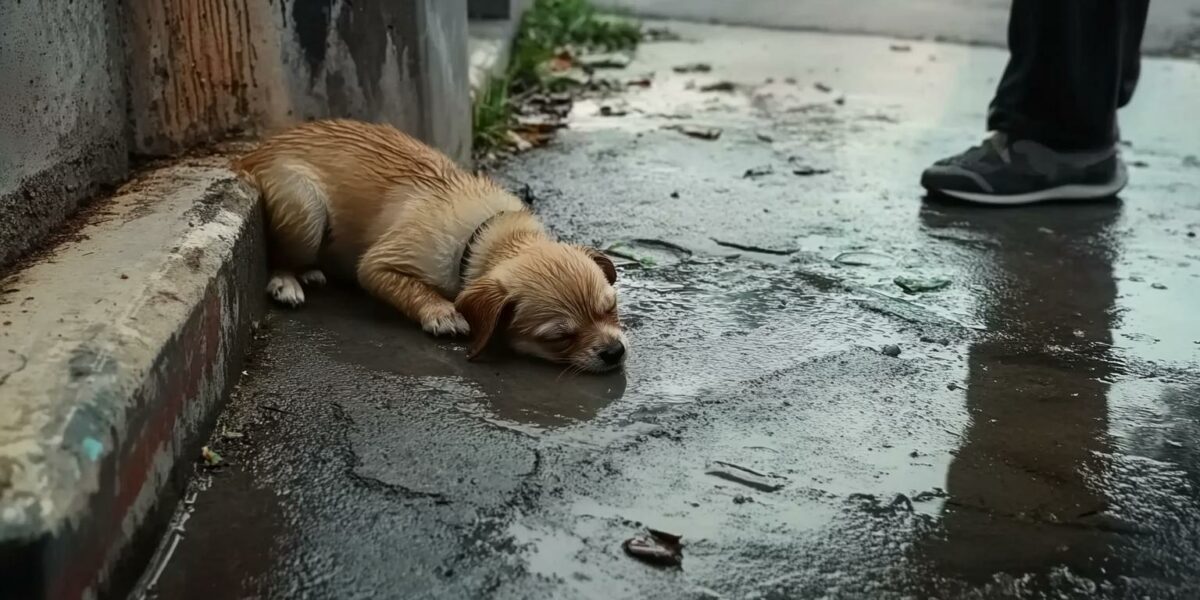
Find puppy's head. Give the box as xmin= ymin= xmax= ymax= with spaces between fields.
xmin=456 ymin=244 xmax=626 ymax=372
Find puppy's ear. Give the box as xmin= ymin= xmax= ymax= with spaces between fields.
xmin=581 ymin=247 xmax=617 ymax=285
xmin=455 ymin=278 xmax=514 ymax=359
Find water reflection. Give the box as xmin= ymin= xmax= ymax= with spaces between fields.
xmin=914 ymin=201 xmax=1123 ymax=583
xmin=298 ymin=286 xmax=627 ymax=429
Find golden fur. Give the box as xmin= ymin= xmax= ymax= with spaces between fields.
xmin=232 ymin=119 xmax=626 ymax=372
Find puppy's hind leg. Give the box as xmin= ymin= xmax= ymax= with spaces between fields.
xmin=257 ymin=162 xmax=329 ymax=307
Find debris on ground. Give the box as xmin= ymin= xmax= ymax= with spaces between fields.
xmin=663 ymin=124 xmax=722 ymax=140
xmin=626 ymin=75 xmax=653 ymax=87
xmin=881 ymin=344 xmax=902 ymax=357
xmin=699 ymin=80 xmax=737 ymax=92
xmin=711 ymin=238 xmax=797 ymax=256
xmin=849 ymin=493 xmax=916 ymax=515
xmin=793 ymin=167 xmax=832 ymax=176
xmin=814 ymin=82 xmax=833 ymax=93
xmin=833 ymin=251 xmax=891 ymax=266
xmin=669 ymin=191 xmax=680 ymax=199
xmin=579 ymin=52 xmax=633 ymax=70
xmin=890 ymin=493 xmax=915 ymax=512
xmin=673 ymin=62 xmax=712 ymax=73
xmin=890 ymin=44 xmax=912 ymax=52
xmin=742 ymin=165 xmax=774 ymax=179
xmin=919 ymin=335 xmax=950 ymax=346
xmin=756 ymin=132 xmax=775 ymax=142
xmin=911 ymin=488 xmax=950 ymax=502
xmin=643 ymin=26 xmax=681 ymax=42
xmin=506 ymin=130 xmax=535 ymax=152
xmin=221 ymin=429 xmax=245 ymax=440
xmin=894 ymin=275 xmax=951 ymax=294
xmin=1152 ymin=283 xmax=1168 ymax=290
xmin=606 ymin=239 xmax=692 ymax=267
xmin=705 ymin=460 xmax=785 ymax=492
xmin=525 ymin=92 xmax=574 ymax=118
xmin=733 ymin=495 xmax=754 ymax=504
xmin=623 ymin=528 xmax=684 ymax=567
xmin=200 ymin=446 xmax=223 ymax=467
xmin=516 ymin=182 xmax=537 ymax=205
xmin=599 ymin=102 xmax=630 ymax=117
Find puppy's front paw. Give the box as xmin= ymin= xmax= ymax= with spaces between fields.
xmin=300 ymin=269 xmax=327 ymax=286
xmin=421 ymin=305 xmax=470 ymax=337
xmin=267 ymin=273 xmax=305 ymax=307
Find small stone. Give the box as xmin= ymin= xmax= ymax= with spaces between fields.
xmin=672 ymin=62 xmax=711 ymax=73
xmin=894 ymin=275 xmax=951 ymax=294
xmin=670 ymin=191 xmax=680 ymax=199
xmin=1151 ymin=283 xmax=1168 ymax=290
xmin=881 ymin=344 xmax=901 ymax=357
xmin=743 ymin=165 xmax=774 ymax=178
xmin=733 ymin=495 xmax=754 ymax=504
xmin=700 ymin=81 xmax=737 ymax=92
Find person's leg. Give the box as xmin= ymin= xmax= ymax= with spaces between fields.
xmin=989 ymin=0 xmax=1146 ymax=151
xmin=921 ymin=0 xmax=1149 ymax=205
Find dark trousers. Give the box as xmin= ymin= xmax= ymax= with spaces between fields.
xmin=988 ymin=0 xmax=1150 ymax=151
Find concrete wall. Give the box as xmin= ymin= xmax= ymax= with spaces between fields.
xmin=0 ymin=0 xmax=470 ymax=270
xmin=0 ymin=0 xmax=128 ymax=268
xmin=125 ymin=0 xmax=470 ymax=162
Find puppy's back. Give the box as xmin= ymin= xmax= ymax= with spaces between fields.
xmin=234 ymin=119 xmax=460 ymax=190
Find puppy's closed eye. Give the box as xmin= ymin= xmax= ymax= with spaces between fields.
xmin=535 ymin=323 xmax=576 ymax=344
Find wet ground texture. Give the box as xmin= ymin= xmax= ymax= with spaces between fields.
xmin=144 ymin=22 xmax=1200 ymax=600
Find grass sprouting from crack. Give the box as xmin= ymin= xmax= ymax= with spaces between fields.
xmin=472 ymin=0 xmax=642 ymax=157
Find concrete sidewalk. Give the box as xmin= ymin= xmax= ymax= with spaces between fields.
xmin=0 ymin=156 xmax=265 ymax=599
xmin=145 ymin=21 xmax=1200 ymax=600
xmin=594 ymin=0 xmax=1200 ymax=57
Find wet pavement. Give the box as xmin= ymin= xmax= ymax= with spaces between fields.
xmin=597 ymin=0 xmax=1200 ymax=57
xmin=142 ymin=22 xmax=1200 ymax=600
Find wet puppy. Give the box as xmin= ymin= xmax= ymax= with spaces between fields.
xmin=233 ymin=119 xmax=626 ymax=372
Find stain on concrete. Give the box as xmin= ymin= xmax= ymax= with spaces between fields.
xmin=292 ymin=0 xmax=335 ymax=78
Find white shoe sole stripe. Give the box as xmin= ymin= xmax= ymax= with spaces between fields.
xmin=935 ymin=167 xmax=1129 ymax=206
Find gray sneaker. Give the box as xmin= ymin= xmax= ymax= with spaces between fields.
xmin=921 ymin=132 xmax=1128 ymax=205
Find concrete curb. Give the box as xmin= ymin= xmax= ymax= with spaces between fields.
xmin=0 ymin=155 xmax=265 ymax=599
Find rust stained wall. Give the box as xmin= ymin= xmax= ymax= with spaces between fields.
xmin=125 ymin=0 xmax=470 ymax=161
xmin=125 ymin=0 xmax=287 ymax=155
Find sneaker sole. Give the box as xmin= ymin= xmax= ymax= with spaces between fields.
xmin=934 ymin=165 xmax=1128 ymax=206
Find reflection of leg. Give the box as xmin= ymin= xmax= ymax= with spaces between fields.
xmin=988 ymin=0 xmax=1149 ymax=151
xmin=921 ymin=350 xmax=1114 ymax=580
xmin=912 ymin=204 xmax=1121 ymax=588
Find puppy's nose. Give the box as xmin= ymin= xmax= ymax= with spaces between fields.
xmin=598 ymin=341 xmax=626 ymax=366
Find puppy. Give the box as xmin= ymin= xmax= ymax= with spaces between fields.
xmin=233 ymin=119 xmax=626 ymax=372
